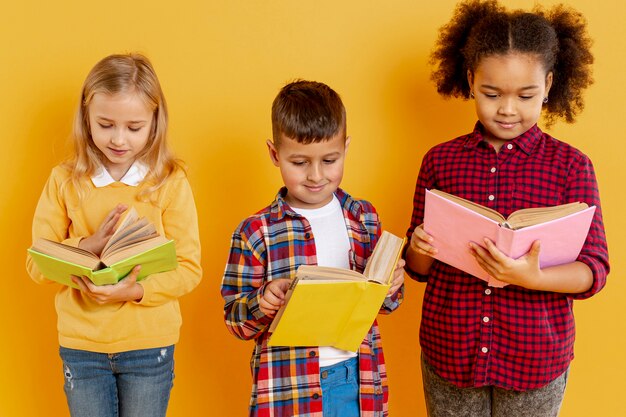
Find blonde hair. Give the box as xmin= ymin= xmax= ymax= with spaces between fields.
xmin=65 ymin=53 xmax=180 ymax=200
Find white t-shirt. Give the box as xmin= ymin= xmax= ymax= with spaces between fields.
xmin=292 ymin=195 xmax=358 ymax=367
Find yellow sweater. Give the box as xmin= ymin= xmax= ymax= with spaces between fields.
xmin=26 ymin=165 xmax=202 ymax=353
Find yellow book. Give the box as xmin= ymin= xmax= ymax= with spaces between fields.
xmin=27 ymin=207 xmax=177 ymax=288
xmin=267 ymin=231 xmax=406 ymax=352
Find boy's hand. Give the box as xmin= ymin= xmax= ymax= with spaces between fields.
xmin=388 ymin=258 xmax=405 ymax=296
xmin=71 ymin=265 xmax=144 ymax=304
xmin=260 ymin=278 xmax=291 ymax=317
xmin=470 ymin=238 xmax=542 ymax=289
xmin=79 ymin=204 xmax=128 ymax=256
xmin=410 ymin=224 xmax=437 ymax=257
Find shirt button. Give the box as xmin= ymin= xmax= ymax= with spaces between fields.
xmin=304 ymin=232 xmax=311 ymax=239
xmin=309 ymin=351 xmax=316 ymax=357
xmin=488 ymin=195 xmax=495 ymax=201
xmin=481 ymin=347 xmax=489 ymax=353
xmin=312 ymin=393 xmax=320 ymax=399
xmin=490 ymin=167 xmax=496 ymax=173
xmin=506 ymin=143 xmax=513 ymax=150
xmin=485 ymin=289 xmax=492 ymax=295
xmin=483 ymin=316 xmax=490 ymax=323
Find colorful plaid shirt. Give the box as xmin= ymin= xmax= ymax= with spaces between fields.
xmin=406 ymin=123 xmax=609 ymax=391
xmin=222 ymin=187 xmax=403 ymax=417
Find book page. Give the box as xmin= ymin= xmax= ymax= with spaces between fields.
xmin=296 ymin=265 xmax=366 ymax=281
xmin=363 ymin=231 xmax=405 ymax=284
xmin=101 ymin=235 xmax=169 ymax=266
xmin=101 ymin=221 xmax=158 ymax=258
xmin=429 ymin=189 xmax=505 ymax=223
xmin=506 ymin=202 xmax=588 ymax=229
xmin=31 ymin=238 xmax=101 ymax=269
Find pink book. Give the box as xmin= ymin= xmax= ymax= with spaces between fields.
xmin=423 ymin=189 xmax=596 ymax=287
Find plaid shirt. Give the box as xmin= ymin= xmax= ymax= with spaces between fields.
xmin=222 ymin=188 xmax=403 ymax=417
xmin=406 ymin=123 xmax=609 ymax=390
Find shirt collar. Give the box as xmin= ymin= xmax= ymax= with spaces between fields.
xmin=269 ymin=187 xmax=362 ymax=222
xmin=463 ymin=122 xmax=542 ymax=155
xmin=91 ymin=161 xmax=149 ymax=188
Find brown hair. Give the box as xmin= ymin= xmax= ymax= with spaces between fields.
xmin=66 ymin=53 xmax=180 ymax=200
xmin=430 ymin=0 xmax=593 ymax=125
xmin=271 ymin=80 xmax=346 ymax=146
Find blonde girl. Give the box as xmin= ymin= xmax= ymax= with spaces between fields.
xmin=26 ymin=53 xmax=201 ymax=417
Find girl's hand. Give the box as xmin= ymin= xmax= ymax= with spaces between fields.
xmin=470 ymin=239 xmax=542 ymax=289
xmin=387 ymin=258 xmax=405 ymax=296
xmin=71 ymin=265 xmax=144 ymax=304
xmin=410 ymin=225 xmax=437 ymax=258
xmin=260 ymin=279 xmax=291 ymax=317
xmin=78 ymin=204 xmax=128 ymax=256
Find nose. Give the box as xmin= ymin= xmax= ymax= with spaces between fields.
xmin=497 ymin=97 xmax=516 ymax=116
xmin=110 ymin=128 xmax=125 ymax=146
xmin=307 ymin=163 xmax=323 ymax=182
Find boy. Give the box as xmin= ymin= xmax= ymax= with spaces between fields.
xmin=221 ymin=80 xmax=404 ymax=417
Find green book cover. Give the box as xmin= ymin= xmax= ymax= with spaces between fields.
xmin=28 ymin=240 xmax=177 ymax=288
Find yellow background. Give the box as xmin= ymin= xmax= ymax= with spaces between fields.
xmin=1 ymin=1 xmax=624 ymax=416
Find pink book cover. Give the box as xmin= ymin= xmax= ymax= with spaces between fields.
xmin=423 ymin=189 xmax=596 ymax=287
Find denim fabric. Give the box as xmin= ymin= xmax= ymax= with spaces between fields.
xmin=59 ymin=345 xmax=175 ymax=417
xmin=421 ymin=354 xmax=568 ymax=417
xmin=320 ymin=356 xmax=360 ymax=417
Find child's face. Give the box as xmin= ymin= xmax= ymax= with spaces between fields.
xmin=267 ymin=132 xmax=350 ymax=209
xmin=468 ymin=53 xmax=552 ymax=150
xmin=88 ymin=91 xmax=153 ymax=180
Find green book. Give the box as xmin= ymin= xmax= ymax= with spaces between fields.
xmin=27 ymin=208 xmax=177 ymax=288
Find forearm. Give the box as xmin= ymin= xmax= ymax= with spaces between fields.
xmin=405 ymin=244 xmax=435 ymax=277
xmin=223 ymin=286 xmax=273 ymax=340
xmin=532 ymin=261 xmax=593 ymax=294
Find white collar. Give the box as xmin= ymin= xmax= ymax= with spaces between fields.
xmin=91 ymin=161 xmax=149 ymax=188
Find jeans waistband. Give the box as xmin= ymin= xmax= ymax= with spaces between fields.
xmin=320 ymin=356 xmax=358 ymax=384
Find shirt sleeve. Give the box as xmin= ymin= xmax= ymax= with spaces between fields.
xmin=26 ymin=167 xmax=83 ymax=284
xmin=403 ymin=149 xmax=436 ymax=282
xmin=221 ymin=219 xmax=274 ymax=340
xmin=565 ymin=154 xmax=610 ymax=300
xmin=136 ymin=173 xmax=202 ymax=306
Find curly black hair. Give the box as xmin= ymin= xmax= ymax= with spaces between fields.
xmin=430 ymin=0 xmax=593 ymax=125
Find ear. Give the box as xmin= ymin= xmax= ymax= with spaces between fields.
xmin=545 ymin=71 xmax=553 ymax=96
xmin=266 ymin=139 xmax=280 ymax=167
xmin=344 ymin=136 xmax=351 ymax=154
xmin=467 ymin=70 xmax=474 ymax=90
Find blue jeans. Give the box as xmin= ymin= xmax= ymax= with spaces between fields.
xmin=320 ymin=356 xmax=360 ymax=417
xmin=59 ymin=345 xmax=175 ymax=417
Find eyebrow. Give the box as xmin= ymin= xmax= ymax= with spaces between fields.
xmin=480 ymin=84 xmax=540 ymax=91
xmin=288 ymin=151 xmax=342 ymax=159
xmin=95 ymin=116 xmax=148 ymax=124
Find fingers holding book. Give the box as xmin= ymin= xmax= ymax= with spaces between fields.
xmin=70 ymin=265 xmax=144 ymax=304
xmin=469 ymin=239 xmax=542 ymax=289
xmin=260 ymin=278 xmax=291 ymax=317
xmin=387 ymin=258 xmax=405 ymax=296
xmin=410 ymin=224 xmax=437 ymax=257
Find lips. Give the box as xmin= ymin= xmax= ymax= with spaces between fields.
xmin=496 ymin=121 xmax=519 ymax=129
xmin=305 ymin=184 xmax=326 ymax=192
xmin=109 ymin=148 xmax=128 ymax=156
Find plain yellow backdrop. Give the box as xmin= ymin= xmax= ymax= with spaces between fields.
xmin=1 ymin=1 xmax=624 ymax=416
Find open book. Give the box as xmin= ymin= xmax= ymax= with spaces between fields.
xmin=267 ymin=231 xmax=406 ymax=352
xmin=424 ymin=189 xmax=595 ymax=287
xmin=28 ymin=207 xmax=177 ymax=288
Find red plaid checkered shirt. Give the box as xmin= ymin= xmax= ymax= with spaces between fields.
xmin=406 ymin=123 xmax=609 ymax=390
xmin=222 ymin=188 xmax=403 ymax=416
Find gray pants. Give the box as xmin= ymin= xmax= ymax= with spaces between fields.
xmin=421 ymin=355 xmax=568 ymax=417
